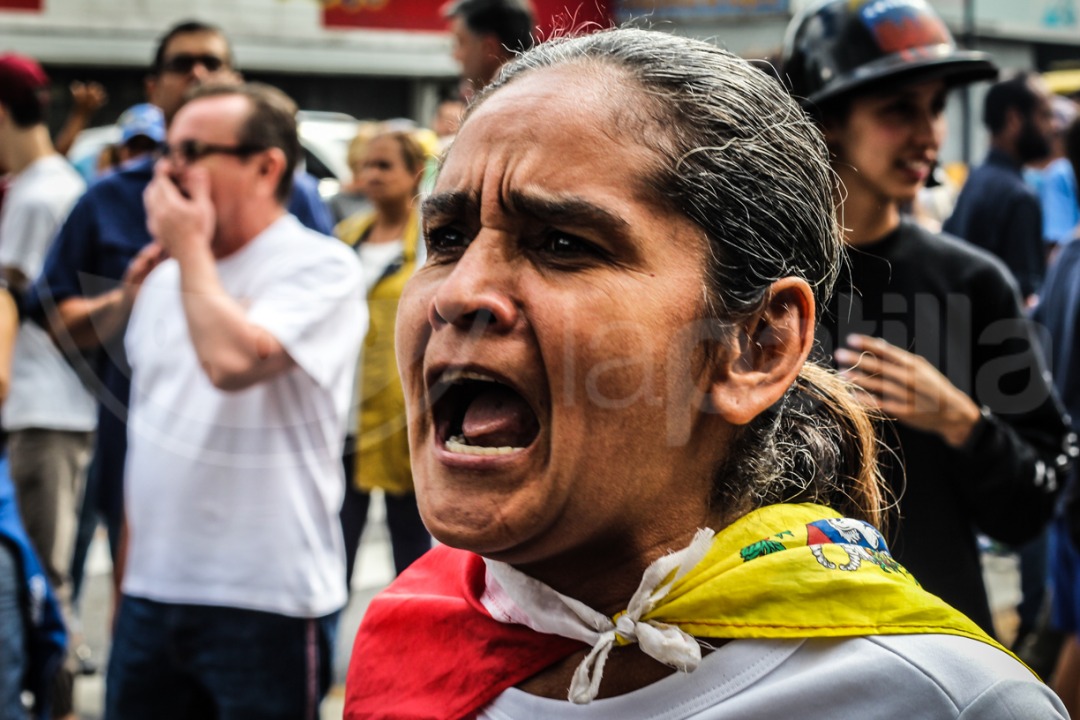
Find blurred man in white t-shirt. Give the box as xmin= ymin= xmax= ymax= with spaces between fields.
xmin=106 ymin=82 xmax=364 ymax=719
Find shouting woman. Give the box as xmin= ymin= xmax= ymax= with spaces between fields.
xmin=345 ymin=27 xmax=1067 ymax=719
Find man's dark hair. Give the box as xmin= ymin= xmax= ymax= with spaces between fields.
xmin=186 ymin=82 xmax=300 ymax=203
xmin=984 ymin=72 xmax=1040 ymax=135
xmin=443 ymin=0 xmax=535 ymax=53
xmin=151 ymin=20 xmax=233 ymax=75
xmin=4 ymin=89 xmax=48 ymax=128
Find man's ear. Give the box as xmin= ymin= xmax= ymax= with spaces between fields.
xmin=256 ymin=147 xmax=287 ymax=196
xmin=708 ymin=277 xmax=815 ymax=426
xmin=1004 ymin=107 xmax=1023 ymax=138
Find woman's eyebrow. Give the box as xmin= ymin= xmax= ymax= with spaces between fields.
xmin=504 ymin=190 xmax=629 ymax=233
xmin=422 ymin=188 xmax=630 ymax=234
xmin=422 ymin=190 xmax=478 ymax=221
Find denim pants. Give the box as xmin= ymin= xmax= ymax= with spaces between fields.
xmin=106 ymin=595 xmax=336 ymax=720
xmin=0 ymin=540 xmax=26 ymax=720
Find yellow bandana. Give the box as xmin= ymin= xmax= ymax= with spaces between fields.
xmin=656 ymin=502 xmax=1004 ymax=644
xmin=483 ymin=502 xmax=1016 ymax=704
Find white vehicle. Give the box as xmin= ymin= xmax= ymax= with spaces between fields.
xmin=67 ymin=110 xmax=360 ymax=199
xmin=295 ymin=111 xmax=361 ymax=199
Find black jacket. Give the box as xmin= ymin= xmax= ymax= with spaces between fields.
xmin=944 ymin=149 xmax=1046 ymax=298
xmin=818 ymin=219 xmax=1072 ymax=635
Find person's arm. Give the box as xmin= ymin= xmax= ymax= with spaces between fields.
xmin=0 ymin=289 xmax=19 ymax=404
xmin=172 ymin=247 xmax=295 ymax=390
xmin=838 ymin=273 xmax=1071 ymax=545
xmin=143 ymin=162 xmax=295 ymax=392
xmin=949 ymin=270 xmax=1071 ymax=543
xmin=46 ymin=242 xmax=165 ymax=351
xmin=54 ymin=81 xmax=107 ymax=158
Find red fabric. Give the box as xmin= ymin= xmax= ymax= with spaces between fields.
xmin=0 ymin=53 xmax=48 ymax=111
xmin=345 ymin=545 xmax=585 ymax=719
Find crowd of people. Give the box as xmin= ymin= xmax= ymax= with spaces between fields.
xmin=4 ymin=0 xmax=1080 ymax=717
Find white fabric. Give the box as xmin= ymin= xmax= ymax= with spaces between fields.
xmin=357 ymin=239 xmax=403 ymax=295
xmin=482 ymin=529 xmax=715 ymax=703
xmin=0 ymin=155 xmax=96 ymax=431
xmin=479 ymin=634 xmax=1068 ymax=719
xmin=123 ymin=215 xmax=365 ymax=617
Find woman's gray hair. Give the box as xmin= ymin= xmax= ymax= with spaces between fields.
xmin=469 ymin=28 xmax=886 ymax=526
xmin=478 ymin=27 xmax=841 ymax=315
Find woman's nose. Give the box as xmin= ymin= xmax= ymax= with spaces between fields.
xmin=429 ymin=235 xmax=519 ymax=334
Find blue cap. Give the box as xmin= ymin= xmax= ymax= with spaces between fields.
xmin=117 ymin=103 xmax=165 ymax=145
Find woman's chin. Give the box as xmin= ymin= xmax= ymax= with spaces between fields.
xmin=423 ymin=507 xmax=521 ymax=555
xmin=422 ymin=503 xmax=555 ymax=562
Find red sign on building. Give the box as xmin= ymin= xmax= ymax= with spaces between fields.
xmin=0 ymin=0 xmax=43 ymax=10
xmin=323 ymin=0 xmax=610 ymax=35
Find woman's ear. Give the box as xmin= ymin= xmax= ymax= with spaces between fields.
xmin=708 ymin=277 xmax=815 ymax=425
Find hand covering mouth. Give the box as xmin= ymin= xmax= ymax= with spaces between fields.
xmin=431 ymin=370 xmax=541 ymax=456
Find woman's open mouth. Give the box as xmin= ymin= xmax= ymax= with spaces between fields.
xmin=430 ymin=369 xmax=540 ymax=456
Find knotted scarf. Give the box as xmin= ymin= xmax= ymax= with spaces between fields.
xmin=345 ymin=503 xmax=1012 ymax=719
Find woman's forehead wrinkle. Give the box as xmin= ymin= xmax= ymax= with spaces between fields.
xmin=422 ymin=190 xmax=477 ymax=222
xmin=503 ymin=190 xmax=630 ymax=233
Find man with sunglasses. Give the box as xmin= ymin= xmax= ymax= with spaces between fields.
xmin=23 ymin=20 xmax=334 ymax=616
xmin=101 ymin=80 xmax=363 ymax=719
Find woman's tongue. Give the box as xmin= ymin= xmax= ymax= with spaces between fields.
xmin=460 ymin=385 xmax=537 ymax=448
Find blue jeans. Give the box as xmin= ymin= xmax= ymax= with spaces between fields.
xmin=0 ymin=540 xmax=26 ymax=720
xmin=106 ymin=595 xmax=336 ymax=720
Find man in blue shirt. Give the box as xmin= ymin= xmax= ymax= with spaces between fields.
xmin=945 ymin=72 xmax=1057 ymax=304
xmin=1037 ymin=157 xmax=1080 ymax=248
xmin=24 ymin=20 xmax=333 ymax=581
xmin=1027 ymin=95 xmax=1080 ymax=252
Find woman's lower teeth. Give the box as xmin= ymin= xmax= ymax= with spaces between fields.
xmin=446 ymin=435 xmax=522 ymax=455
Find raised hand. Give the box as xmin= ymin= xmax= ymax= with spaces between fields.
xmin=835 ymin=333 xmax=982 ymax=448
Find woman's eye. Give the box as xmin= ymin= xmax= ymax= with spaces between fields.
xmin=426 ymin=226 xmax=470 ymax=258
xmin=883 ymin=103 xmax=914 ymax=119
xmin=541 ymin=232 xmax=601 ymax=260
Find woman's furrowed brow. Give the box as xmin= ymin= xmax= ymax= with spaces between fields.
xmin=422 ymin=190 xmax=478 ymax=222
xmin=422 ymin=188 xmax=630 ymax=237
xmin=504 ymin=190 xmax=630 ymax=233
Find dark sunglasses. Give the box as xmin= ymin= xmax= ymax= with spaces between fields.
xmin=160 ymin=53 xmax=227 ymax=74
xmin=160 ymin=139 xmax=267 ymax=165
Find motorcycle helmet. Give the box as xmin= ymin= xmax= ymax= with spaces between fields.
xmin=782 ymin=0 xmax=998 ymax=110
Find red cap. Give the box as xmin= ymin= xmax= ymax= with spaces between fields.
xmin=0 ymin=53 xmax=49 ymax=114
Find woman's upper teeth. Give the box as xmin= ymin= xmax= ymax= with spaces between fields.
xmin=441 ymin=369 xmax=500 ymax=386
